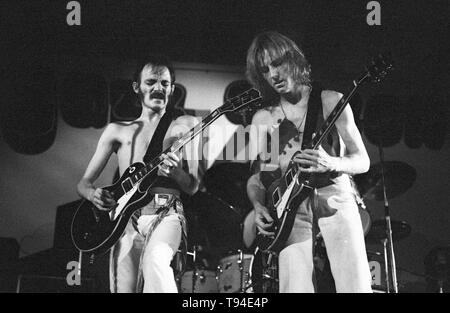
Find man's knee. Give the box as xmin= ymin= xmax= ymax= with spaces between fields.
xmin=143 ymin=243 xmax=175 ymax=271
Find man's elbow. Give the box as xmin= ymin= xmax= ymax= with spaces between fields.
xmin=184 ymin=177 xmax=200 ymax=196
xmin=186 ymin=184 xmax=199 ymax=196
xmin=360 ymin=154 xmax=370 ymax=173
xmin=76 ymin=180 xmax=84 ymax=197
xmin=77 ymin=178 xmax=92 ymax=199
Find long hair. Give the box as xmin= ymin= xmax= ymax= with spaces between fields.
xmin=246 ymin=31 xmax=311 ymax=101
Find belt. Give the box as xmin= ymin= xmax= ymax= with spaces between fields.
xmin=131 ymin=193 xmax=182 ymax=232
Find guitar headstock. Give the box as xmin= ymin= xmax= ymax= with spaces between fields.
xmin=365 ymin=54 xmax=394 ymax=84
xmin=219 ymin=88 xmax=263 ymax=113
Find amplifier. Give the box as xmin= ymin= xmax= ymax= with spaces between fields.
xmin=16 ymin=274 xmax=95 ymax=293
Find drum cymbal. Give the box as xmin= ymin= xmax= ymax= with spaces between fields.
xmin=353 ymin=161 xmax=416 ymax=201
xmin=366 ymin=219 xmax=412 ymax=244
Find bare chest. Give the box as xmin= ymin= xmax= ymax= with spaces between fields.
xmin=115 ymin=125 xmax=157 ymax=171
xmin=116 ymin=122 xmax=182 ymax=174
xmin=269 ymin=107 xmax=308 ymax=174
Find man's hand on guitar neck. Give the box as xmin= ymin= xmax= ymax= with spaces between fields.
xmin=254 ymin=202 xmax=275 ymax=237
xmin=89 ymin=188 xmax=116 ymax=211
xmin=157 ymin=152 xmax=181 ymax=177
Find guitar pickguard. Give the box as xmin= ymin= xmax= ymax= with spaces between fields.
xmin=110 ymin=184 xmax=140 ymax=221
xmin=275 ymin=172 xmax=300 ymax=219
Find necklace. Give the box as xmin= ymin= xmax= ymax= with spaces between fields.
xmin=280 ymin=103 xmax=308 ymax=142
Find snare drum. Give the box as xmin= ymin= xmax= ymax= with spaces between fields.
xmin=179 ymin=269 xmax=218 ymax=293
xmin=217 ymin=251 xmax=253 ymax=293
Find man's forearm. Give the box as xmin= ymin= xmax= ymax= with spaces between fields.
xmin=247 ymin=173 xmax=266 ymax=207
xmin=333 ymin=152 xmax=370 ymax=176
xmin=172 ymin=168 xmax=199 ymax=195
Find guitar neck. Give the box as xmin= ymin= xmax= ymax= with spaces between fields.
xmin=144 ymin=108 xmax=223 ymax=173
xmin=282 ymin=75 xmax=369 ymax=182
xmin=143 ymin=88 xmax=262 ymax=175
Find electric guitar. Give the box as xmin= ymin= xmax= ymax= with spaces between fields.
xmin=71 ymin=88 xmax=263 ymax=255
xmin=256 ymin=55 xmax=393 ymax=253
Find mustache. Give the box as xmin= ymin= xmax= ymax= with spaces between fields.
xmin=150 ymin=90 xmax=166 ymax=99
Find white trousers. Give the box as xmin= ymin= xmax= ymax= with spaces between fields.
xmin=110 ymin=213 xmax=182 ymax=293
xmin=278 ymin=175 xmax=373 ymax=293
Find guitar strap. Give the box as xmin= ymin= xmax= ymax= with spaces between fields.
xmin=300 ymin=83 xmax=323 ymax=245
xmin=133 ymin=108 xmax=189 ymax=293
xmin=143 ymin=109 xmax=174 ymax=163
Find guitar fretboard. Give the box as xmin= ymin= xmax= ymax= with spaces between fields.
xmin=127 ymin=88 xmax=262 ymax=187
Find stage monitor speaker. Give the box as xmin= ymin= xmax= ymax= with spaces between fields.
xmin=0 ymin=237 xmax=19 ymax=265
xmin=16 ymin=274 xmax=95 ymax=293
xmin=0 ymin=238 xmax=20 ymax=292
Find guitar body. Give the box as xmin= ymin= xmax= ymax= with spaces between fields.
xmin=255 ymin=173 xmax=314 ymax=253
xmin=71 ymin=162 xmax=158 ymax=255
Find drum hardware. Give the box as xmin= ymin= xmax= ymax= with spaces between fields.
xmin=179 ymin=244 xmax=220 ymax=293
xmin=366 ymin=218 xmax=412 ymax=293
xmin=237 ymin=249 xmax=244 ymax=293
xmin=354 ymin=154 xmax=417 ymax=294
xmin=367 ymin=250 xmax=382 ymax=256
xmin=247 ymin=247 xmax=279 ymax=293
xmin=179 ymin=269 xmax=218 ymax=293
xmin=260 ymin=251 xmax=279 ymax=293
xmin=217 ymin=250 xmax=253 ymax=293
xmin=424 ymin=246 xmax=450 ymax=293
xmin=366 ymin=220 xmax=411 ymax=244
xmin=353 ymin=159 xmax=416 ymax=292
xmin=370 ymin=155 xmax=412 ymax=293
xmin=191 ymin=245 xmax=199 ymax=293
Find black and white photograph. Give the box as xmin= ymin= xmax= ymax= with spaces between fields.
xmin=0 ymin=0 xmax=448 ymax=298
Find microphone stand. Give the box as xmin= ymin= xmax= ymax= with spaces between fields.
xmin=378 ymin=143 xmax=398 ymax=293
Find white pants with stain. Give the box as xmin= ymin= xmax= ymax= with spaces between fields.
xmin=110 ymin=213 xmax=182 ymax=293
xmin=278 ymin=175 xmax=373 ymax=293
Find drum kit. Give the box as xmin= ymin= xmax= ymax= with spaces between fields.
xmin=177 ymin=160 xmax=418 ymax=293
